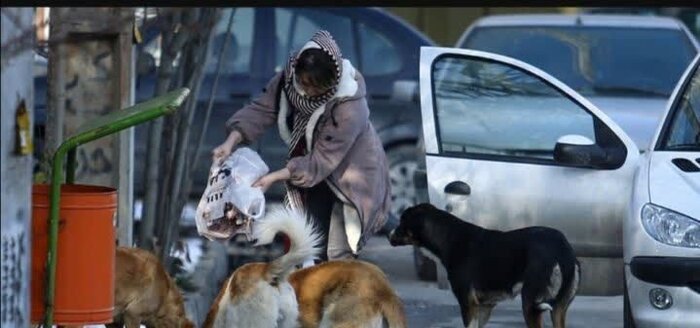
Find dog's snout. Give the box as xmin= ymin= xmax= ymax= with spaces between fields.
xmin=388 ymin=229 xmax=398 ymax=246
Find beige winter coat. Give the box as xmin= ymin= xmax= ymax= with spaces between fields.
xmin=225 ymin=60 xmax=390 ymax=251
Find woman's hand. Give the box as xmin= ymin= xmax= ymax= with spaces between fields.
xmin=253 ymin=168 xmax=291 ymax=192
xmin=212 ymin=130 xmax=243 ymax=165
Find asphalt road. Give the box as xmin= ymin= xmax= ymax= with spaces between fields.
xmin=359 ymin=234 xmax=623 ymax=328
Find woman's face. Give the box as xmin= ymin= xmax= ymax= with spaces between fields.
xmin=296 ymin=72 xmax=332 ymax=97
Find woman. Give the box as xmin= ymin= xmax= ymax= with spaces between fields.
xmin=212 ymin=30 xmax=391 ymax=261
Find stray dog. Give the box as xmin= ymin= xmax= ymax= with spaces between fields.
xmin=106 ymin=247 xmax=195 ymax=328
xmin=203 ymin=206 xmax=407 ymax=328
xmin=389 ymin=203 xmax=580 ymax=328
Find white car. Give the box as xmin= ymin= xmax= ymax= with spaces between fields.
xmin=417 ymin=46 xmax=699 ymax=323
xmin=419 ymin=46 xmax=639 ymax=296
xmin=624 ymin=55 xmax=700 ymax=327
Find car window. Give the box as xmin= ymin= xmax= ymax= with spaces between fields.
xmin=206 ymin=8 xmax=255 ymax=75
xmin=659 ymin=64 xmax=700 ymax=151
xmin=461 ymin=26 xmax=697 ymax=98
xmin=274 ymin=8 xmax=357 ymax=72
xmin=432 ymin=55 xmax=596 ymax=161
xmin=358 ymin=22 xmax=402 ymax=76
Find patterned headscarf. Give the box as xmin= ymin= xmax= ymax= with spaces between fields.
xmin=282 ymin=30 xmax=343 ymax=211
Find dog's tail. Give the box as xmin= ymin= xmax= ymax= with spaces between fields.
xmin=253 ymin=205 xmax=322 ymax=282
xmin=380 ymin=293 xmax=407 ymax=328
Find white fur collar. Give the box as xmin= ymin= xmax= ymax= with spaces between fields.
xmin=277 ymin=59 xmax=358 ymax=151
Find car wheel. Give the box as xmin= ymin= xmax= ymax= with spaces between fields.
xmin=387 ymin=144 xmax=419 ymax=220
xmin=624 ymin=272 xmax=636 ymax=328
xmin=413 ymin=246 xmax=437 ymax=281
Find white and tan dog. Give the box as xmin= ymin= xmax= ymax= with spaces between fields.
xmin=203 ymin=206 xmax=406 ymax=328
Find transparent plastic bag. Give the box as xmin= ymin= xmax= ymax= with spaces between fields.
xmin=195 ymin=147 xmax=269 ymax=241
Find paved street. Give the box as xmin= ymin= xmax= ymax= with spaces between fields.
xmin=359 ymin=235 xmax=623 ymax=328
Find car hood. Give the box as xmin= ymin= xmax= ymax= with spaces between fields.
xmin=587 ymin=97 xmax=668 ymax=151
xmin=648 ymin=151 xmax=700 ymax=219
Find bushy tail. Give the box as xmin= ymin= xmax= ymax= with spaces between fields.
xmin=253 ymin=205 xmax=322 ymax=281
xmin=381 ymin=293 xmax=407 ymax=328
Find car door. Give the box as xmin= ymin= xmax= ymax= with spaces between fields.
xmin=419 ymin=47 xmax=639 ymax=261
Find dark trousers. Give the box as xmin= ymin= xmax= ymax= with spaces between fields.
xmin=304 ymin=181 xmax=356 ymax=261
xmin=305 ymin=181 xmax=335 ymax=261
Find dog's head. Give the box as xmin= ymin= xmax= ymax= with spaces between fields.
xmin=388 ymin=203 xmax=436 ymax=247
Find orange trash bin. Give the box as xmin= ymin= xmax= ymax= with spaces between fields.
xmin=31 ymin=184 xmax=117 ymax=325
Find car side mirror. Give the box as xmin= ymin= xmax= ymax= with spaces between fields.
xmin=391 ymin=80 xmax=418 ymax=103
xmin=554 ymin=135 xmax=609 ymax=169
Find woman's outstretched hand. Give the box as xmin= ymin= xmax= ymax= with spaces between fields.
xmin=253 ymin=168 xmax=291 ymax=192
xmin=212 ymin=130 xmax=243 ymax=165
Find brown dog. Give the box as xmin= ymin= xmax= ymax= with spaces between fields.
xmin=106 ymin=247 xmax=195 ymax=328
xmin=290 ymin=259 xmax=407 ymax=328
xmin=203 ymin=207 xmax=406 ymax=328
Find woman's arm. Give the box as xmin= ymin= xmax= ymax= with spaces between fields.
xmin=224 ymin=72 xmax=284 ymax=144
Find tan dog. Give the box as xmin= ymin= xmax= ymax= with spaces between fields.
xmin=203 ymin=207 xmax=407 ymax=328
xmin=106 ymin=247 xmax=195 ymax=328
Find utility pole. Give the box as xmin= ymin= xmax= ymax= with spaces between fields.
xmin=1 ymin=7 xmax=34 ymax=327
xmin=46 ymin=8 xmax=135 ymax=246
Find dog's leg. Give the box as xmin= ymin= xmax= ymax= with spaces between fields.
xmin=550 ymin=305 xmax=567 ymax=328
xmin=477 ymin=305 xmax=494 ymax=328
xmin=550 ymin=262 xmax=579 ymax=328
xmin=122 ymin=313 xmax=141 ymax=328
xmin=105 ymin=323 xmax=122 ymax=328
xmin=521 ymin=300 xmax=544 ymax=328
xmin=454 ymin=286 xmax=479 ymax=328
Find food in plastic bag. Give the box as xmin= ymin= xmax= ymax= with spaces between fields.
xmin=195 ymin=147 xmax=269 ymax=241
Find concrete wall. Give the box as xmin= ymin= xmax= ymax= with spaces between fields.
xmin=1 ymin=7 xmax=34 ymax=327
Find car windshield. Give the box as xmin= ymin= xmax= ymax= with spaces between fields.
xmin=659 ymin=64 xmax=700 ymax=151
xmin=461 ymin=26 xmax=697 ymax=98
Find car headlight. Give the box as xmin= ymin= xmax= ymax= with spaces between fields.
xmin=641 ymin=204 xmax=700 ymax=248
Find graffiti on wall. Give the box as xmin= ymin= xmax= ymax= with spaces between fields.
xmin=0 ymin=231 xmax=27 ymax=327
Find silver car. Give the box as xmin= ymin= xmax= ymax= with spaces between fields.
xmin=411 ymin=14 xmax=699 ymax=295
xmin=456 ymin=14 xmax=699 ymax=151
xmin=624 ymin=55 xmax=700 ymax=328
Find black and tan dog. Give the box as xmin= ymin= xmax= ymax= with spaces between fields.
xmin=389 ymin=203 xmax=580 ymax=328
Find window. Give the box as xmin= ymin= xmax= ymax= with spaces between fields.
xmin=659 ymin=65 xmax=700 ymax=151
xmin=206 ymin=8 xmax=255 ymax=74
xmin=462 ymin=27 xmax=697 ymax=98
xmin=274 ymin=8 xmax=357 ymax=72
xmin=432 ymin=56 xmax=596 ymax=161
xmin=358 ymin=22 xmax=402 ymax=76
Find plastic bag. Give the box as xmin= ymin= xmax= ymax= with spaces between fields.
xmin=195 ymin=147 xmax=269 ymax=241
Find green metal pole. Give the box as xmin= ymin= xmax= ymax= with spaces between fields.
xmin=44 ymin=145 xmax=68 ymax=327
xmin=41 ymin=88 xmax=189 ymax=327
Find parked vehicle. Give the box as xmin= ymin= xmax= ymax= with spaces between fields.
xmin=583 ymin=7 xmax=700 ymax=39
xmin=624 ymin=55 xmax=699 ymax=328
xmin=456 ymin=14 xmax=699 ymax=151
xmin=33 ymin=7 xmax=434 ymax=217
xmin=411 ymin=14 xmax=699 ymax=289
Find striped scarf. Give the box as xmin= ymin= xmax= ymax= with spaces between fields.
xmin=282 ymin=30 xmax=343 ymax=211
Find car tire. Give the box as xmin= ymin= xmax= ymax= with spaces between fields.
xmin=624 ymin=272 xmax=637 ymax=328
xmin=413 ymin=246 xmax=437 ymax=281
xmin=386 ymin=144 xmax=419 ymax=221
